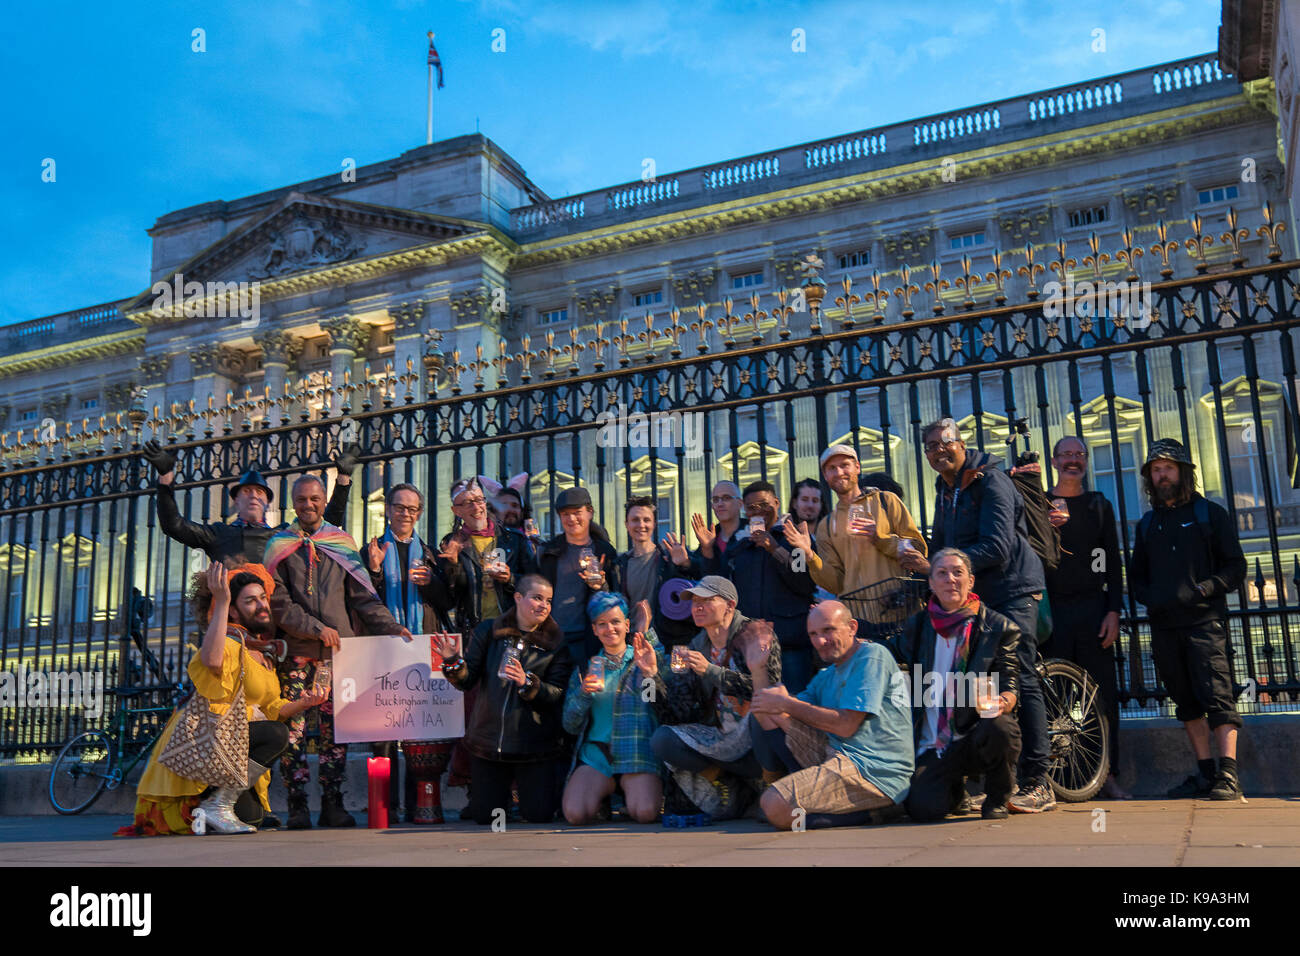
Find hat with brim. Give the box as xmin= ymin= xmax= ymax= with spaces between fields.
xmin=819 ymin=444 xmax=860 ymax=469
xmin=1141 ymin=438 xmax=1195 ymax=477
xmin=230 ymin=469 xmax=273 ymax=503
xmin=683 ymin=575 xmax=739 ymax=604
xmin=555 ymin=486 xmax=593 ymax=511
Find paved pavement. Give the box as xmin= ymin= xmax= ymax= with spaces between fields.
xmin=1 ymin=797 xmax=1297 ymax=866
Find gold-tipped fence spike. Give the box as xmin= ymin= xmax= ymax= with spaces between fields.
xmin=1150 ymin=219 xmax=1180 ymax=278
xmin=1220 ymin=207 xmax=1250 ymax=268
xmin=834 ymin=276 xmax=860 ymax=329
xmin=1185 ymin=213 xmax=1214 ymax=274
xmin=924 ymin=260 xmax=949 ymax=315
xmin=893 ymin=262 xmax=920 ymax=319
xmin=1259 ymin=202 xmax=1286 ymax=262
xmin=867 ymin=271 xmax=890 ymax=323
xmin=1017 ymin=242 xmax=1044 ymax=300
xmin=691 ymin=301 xmax=713 ymax=352
xmin=954 ymin=254 xmax=980 ymax=311
xmin=1116 ymin=228 xmax=1144 ymax=282
xmin=985 ymin=251 xmax=1011 ymax=306
xmin=1083 ymin=231 xmax=1110 ymax=282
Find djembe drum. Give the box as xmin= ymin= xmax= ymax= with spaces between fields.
xmin=402 ymin=741 xmax=453 ymax=823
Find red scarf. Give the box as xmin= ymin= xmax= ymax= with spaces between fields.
xmin=927 ymin=592 xmax=980 ymax=752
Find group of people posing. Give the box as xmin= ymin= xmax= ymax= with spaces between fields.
xmin=117 ymin=415 xmax=1248 ymax=836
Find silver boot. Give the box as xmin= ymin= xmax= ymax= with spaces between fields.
xmin=197 ymin=786 xmax=256 ymax=834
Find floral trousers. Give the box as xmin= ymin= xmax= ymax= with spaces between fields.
xmin=277 ymin=656 xmax=348 ymax=802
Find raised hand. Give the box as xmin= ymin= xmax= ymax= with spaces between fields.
xmin=781 ymin=517 xmax=813 ymax=555
xmin=630 ymin=599 xmax=651 ymax=638
xmin=336 ymin=442 xmax=363 ymax=477
xmin=142 ymin=439 xmax=176 ymax=477
xmin=738 ymin=618 xmax=777 ymax=670
xmin=632 ymin=631 xmax=657 ymax=677
xmin=367 ymin=537 xmax=390 ymax=573
xmin=432 ymin=633 xmax=461 ymax=660
xmin=438 ymin=536 xmax=464 ymax=563
xmin=662 ymin=531 xmax=690 ymax=566
xmin=206 ymin=562 xmax=230 ymax=605
xmin=690 ymin=513 xmax=716 ymax=554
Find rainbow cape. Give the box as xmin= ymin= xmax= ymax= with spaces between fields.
xmin=263 ymin=521 xmax=376 ymax=596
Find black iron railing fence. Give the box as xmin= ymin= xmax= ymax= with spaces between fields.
xmin=4 ymin=232 xmax=1300 ymax=756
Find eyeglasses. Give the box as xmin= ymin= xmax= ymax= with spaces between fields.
xmin=455 ymin=495 xmax=487 ymax=507
xmin=389 ymin=504 xmax=422 ymax=515
xmin=1056 ymin=451 xmax=1088 ymax=460
xmin=710 ymin=495 xmax=738 ymax=504
xmin=923 ymin=438 xmax=960 ymax=454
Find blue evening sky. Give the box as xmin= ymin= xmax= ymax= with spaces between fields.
xmin=2 ymin=0 xmax=1222 ymax=325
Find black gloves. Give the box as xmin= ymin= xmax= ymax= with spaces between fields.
xmin=336 ymin=442 xmax=363 ymax=477
xmin=142 ymin=439 xmax=176 ymax=475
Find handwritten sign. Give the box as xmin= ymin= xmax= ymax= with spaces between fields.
xmin=332 ymin=634 xmax=464 ymax=744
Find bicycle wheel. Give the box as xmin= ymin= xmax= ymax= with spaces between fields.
xmin=48 ymin=730 xmax=115 ymax=814
xmin=1040 ymin=658 xmax=1109 ymax=802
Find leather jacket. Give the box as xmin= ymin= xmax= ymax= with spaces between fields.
xmin=881 ymin=603 xmax=1021 ymax=744
xmin=442 ymin=608 xmax=574 ymax=762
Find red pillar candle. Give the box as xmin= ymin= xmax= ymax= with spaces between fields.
xmin=367 ymin=757 xmax=391 ymax=829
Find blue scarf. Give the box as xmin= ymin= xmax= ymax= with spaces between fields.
xmin=381 ymin=528 xmax=425 ymax=631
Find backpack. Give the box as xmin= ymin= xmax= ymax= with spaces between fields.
xmin=1009 ymin=453 xmax=1062 ymax=574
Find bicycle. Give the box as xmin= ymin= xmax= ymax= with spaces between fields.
xmin=838 ymin=576 xmax=1110 ymax=802
xmin=47 ymin=681 xmax=187 ymax=814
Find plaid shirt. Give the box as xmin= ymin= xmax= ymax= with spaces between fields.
xmin=562 ymin=634 xmax=666 ymax=777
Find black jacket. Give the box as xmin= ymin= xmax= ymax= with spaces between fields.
xmin=726 ymin=527 xmax=816 ymax=648
xmin=616 ymin=545 xmax=702 ymax=648
xmin=434 ymin=525 xmax=532 ymax=635
xmin=647 ymin=611 xmax=782 ymax=728
xmin=882 ymin=604 xmax=1021 ymax=744
xmin=928 ymin=450 xmax=1045 ymax=610
xmin=1128 ymin=493 xmax=1246 ymax=628
xmin=155 ymin=480 xmax=349 ymax=564
xmin=1046 ymin=491 xmax=1123 ymax=611
xmin=442 ymin=608 xmax=574 ymax=762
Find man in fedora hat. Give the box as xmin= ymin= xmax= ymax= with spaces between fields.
xmin=142 ymin=439 xmax=359 ymax=564
xmin=1129 ymin=437 xmax=1247 ymax=800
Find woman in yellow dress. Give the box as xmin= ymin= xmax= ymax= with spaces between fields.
xmin=116 ymin=562 xmax=327 ymax=836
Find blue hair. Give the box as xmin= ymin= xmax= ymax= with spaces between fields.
xmin=586 ymin=590 xmax=628 ymax=622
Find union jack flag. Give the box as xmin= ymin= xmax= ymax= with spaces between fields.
xmin=427 ymin=33 xmax=444 ymax=89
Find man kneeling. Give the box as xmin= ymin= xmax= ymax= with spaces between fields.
xmin=748 ymin=603 xmax=914 ymax=829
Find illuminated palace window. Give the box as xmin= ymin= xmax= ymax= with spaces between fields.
xmin=1070 ymin=396 xmax=1145 ymax=523
xmin=716 ymin=441 xmax=789 ymax=502
xmin=827 ymin=427 xmax=902 ymax=475
xmin=955 ymin=411 xmax=1010 ymax=452
xmin=59 ymin=534 xmax=97 ymax=628
xmin=1201 ymin=376 xmax=1290 ymax=513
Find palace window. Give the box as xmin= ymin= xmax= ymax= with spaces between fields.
xmin=1224 ymin=422 xmax=1273 ymax=509
xmin=1197 ymin=184 xmax=1239 ymax=204
xmin=79 ymin=398 xmax=99 ymax=412
xmin=633 ymin=290 xmax=663 ymax=307
xmin=730 ymin=271 xmax=764 ymax=290
xmin=1067 ymin=205 xmax=1109 ymax=228
xmin=72 ymin=564 xmax=91 ymax=625
xmin=6 ymin=573 xmax=24 ymax=631
xmin=540 ymin=307 xmax=569 ymax=325
xmin=1090 ymin=440 xmax=1143 ymax=522
xmin=19 ymin=409 xmax=37 ymax=423
xmin=837 ymin=250 xmax=872 ymax=270
xmin=948 ymin=231 xmax=986 ymax=250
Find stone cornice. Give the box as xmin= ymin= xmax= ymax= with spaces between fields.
xmin=510 ymin=95 xmax=1267 ymax=268
xmin=0 ymin=330 xmax=144 ymax=379
xmin=125 ymin=232 xmax=516 ymax=328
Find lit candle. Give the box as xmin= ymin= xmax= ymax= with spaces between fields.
xmin=367 ymin=756 xmax=391 ymax=829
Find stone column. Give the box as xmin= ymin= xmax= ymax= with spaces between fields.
xmin=321 ymin=316 xmax=370 ymax=417
xmin=254 ymin=331 xmax=304 ymax=410
xmin=391 ymin=301 xmax=428 ymax=403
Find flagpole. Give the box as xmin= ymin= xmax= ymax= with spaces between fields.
xmin=426 ymin=31 xmax=434 ymax=144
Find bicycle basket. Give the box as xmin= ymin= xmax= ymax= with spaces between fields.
xmin=838 ymin=576 xmax=929 ymax=641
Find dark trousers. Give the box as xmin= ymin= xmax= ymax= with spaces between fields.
xmin=649 ymin=725 xmax=762 ymax=778
xmin=779 ymin=647 xmax=816 ymax=697
xmin=1150 ymin=618 xmax=1243 ymax=729
xmin=468 ymin=756 xmax=560 ymax=825
xmin=905 ymin=713 xmax=1022 ymax=822
xmin=750 ymin=722 xmax=801 ymax=775
xmin=995 ymin=594 xmax=1049 ymax=784
xmin=233 ymin=720 xmax=291 ymax=825
xmin=1043 ymin=593 xmax=1121 ymax=766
